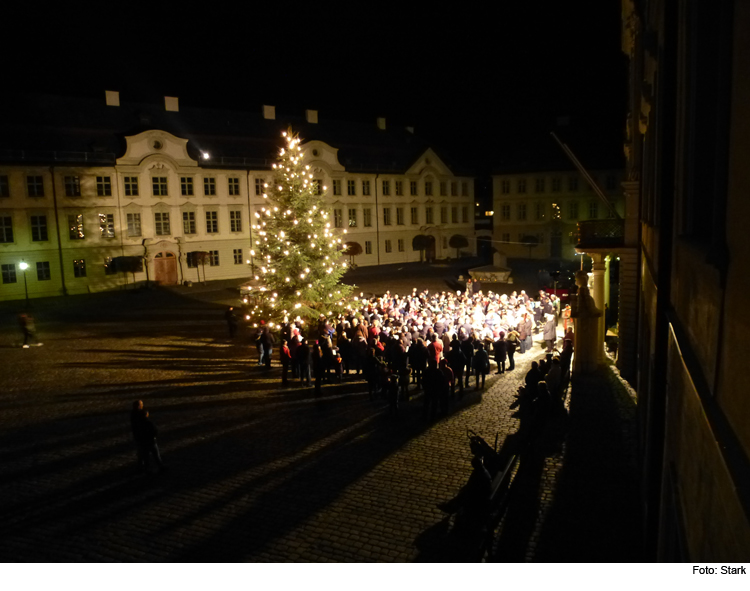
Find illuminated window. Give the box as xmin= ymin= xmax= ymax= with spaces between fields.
xmin=68 ymin=214 xmax=84 ymax=240
xmin=348 ymin=208 xmax=357 ymax=227
xmin=99 ymin=213 xmax=115 ymax=238
xmin=73 ymin=259 xmax=86 ymax=278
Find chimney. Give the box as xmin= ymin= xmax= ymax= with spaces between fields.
xmin=263 ymin=105 xmax=276 ymax=120
xmin=165 ymin=96 xmax=179 ymax=112
xmin=105 ymin=90 xmax=120 ymax=107
xmin=377 ymin=117 xmax=386 ymax=130
xmin=306 ymin=109 xmax=318 ymax=124
xmin=406 ymin=126 xmax=414 ymax=134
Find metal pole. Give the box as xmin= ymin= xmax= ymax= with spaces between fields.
xmin=23 ymin=269 xmax=29 ymax=308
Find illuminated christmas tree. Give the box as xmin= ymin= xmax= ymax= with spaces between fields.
xmin=246 ymin=128 xmax=353 ymax=329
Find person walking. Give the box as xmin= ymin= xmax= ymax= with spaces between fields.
xmin=18 ymin=313 xmax=42 ymax=348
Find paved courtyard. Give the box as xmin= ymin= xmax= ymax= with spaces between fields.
xmin=0 ymin=265 xmax=642 ymax=562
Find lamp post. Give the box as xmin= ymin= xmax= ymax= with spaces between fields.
xmin=18 ymin=261 xmax=29 ymax=308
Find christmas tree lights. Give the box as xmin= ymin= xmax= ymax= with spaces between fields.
xmin=245 ymin=128 xmax=353 ymax=329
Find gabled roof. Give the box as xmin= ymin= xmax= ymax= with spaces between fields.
xmin=0 ymin=93 xmax=472 ymax=175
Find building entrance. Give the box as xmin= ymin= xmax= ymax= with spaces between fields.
xmin=154 ymin=251 xmax=178 ymax=285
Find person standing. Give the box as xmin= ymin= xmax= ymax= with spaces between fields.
xmin=130 ymin=400 xmax=165 ymax=474
xmin=461 ymin=335 xmax=475 ymax=388
xmin=543 ymin=313 xmax=557 ymax=352
xmin=280 ymin=339 xmax=292 ymax=386
xmin=409 ymin=338 xmax=428 ymax=389
xmin=296 ymin=338 xmax=311 ymax=386
xmin=426 ymin=333 xmax=443 ymax=370
xmin=447 ymin=340 xmax=467 ymax=397
xmin=506 ymin=330 xmax=519 ymax=371
xmin=225 ymin=307 xmax=239 ymax=339
xmin=259 ymin=326 xmax=275 ymax=369
xmin=493 ymin=333 xmax=507 ymax=374
xmin=472 ymin=342 xmax=489 ymax=389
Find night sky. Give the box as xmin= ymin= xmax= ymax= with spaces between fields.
xmin=5 ymin=2 xmax=626 ymax=181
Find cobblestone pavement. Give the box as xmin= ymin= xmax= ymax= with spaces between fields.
xmin=0 ymin=286 xmax=642 ymax=562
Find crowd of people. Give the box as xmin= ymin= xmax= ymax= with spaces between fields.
xmin=243 ymin=285 xmax=574 ymax=415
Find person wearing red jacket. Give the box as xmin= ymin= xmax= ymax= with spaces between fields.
xmin=280 ymin=340 xmax=292 ymax=385
xmin=426 ymin=333 xmax=443 ymax=370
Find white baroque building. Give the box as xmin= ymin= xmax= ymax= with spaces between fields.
xmin=0 ymin=94 xmax=475 ymax=301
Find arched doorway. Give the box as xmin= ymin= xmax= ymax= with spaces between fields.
xmin=154 ymin=251 xmax=178 ymax=285
xmin=425 ymin=235 xmax=436 ymax=263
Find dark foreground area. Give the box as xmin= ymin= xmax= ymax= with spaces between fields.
xmin=0 ymin=261 xmax=641 ymax=562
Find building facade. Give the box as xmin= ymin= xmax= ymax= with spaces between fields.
xmin=0 ymin=97 xmax=475 ymax=301
xmin=621 ymin=0 xmax=750 ymax=560
xmin=491 ymin=168 xmax=624 ymax=261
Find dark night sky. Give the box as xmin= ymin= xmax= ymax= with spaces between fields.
xmin=5 ymin=2 xmax=627 ymax=180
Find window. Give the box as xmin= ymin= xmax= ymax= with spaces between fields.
xmin=96 ymin=176 xmax=112 ymax=197
xmin=347 ymin=180 xmax=356 ymax=196
xmin=312 ymin=180 xmax=322 ymax=195
xmin=589 ymin=201 xmax=599 ymax=219
xmin=1 ymin=263 xmax=16 ymax=284
xmin=535 ymin=202 xmax=545 ymax=220
xmin=395 ymin=181 xmax=403 ymax=196
xmin=362 ymin=180 xmax=371 ymax=196
xmin=410 ymin=207 xmax=418 ymax=225
xmin=154 ymin=212 xmax=170 ymax=235
xmin=124 ymin=176 xmax=139 ymax=196
xmin=0 ymin=175 xmax=9 ymax=197
xmin=99 ymin=213 xmax=115 ymax=238
xmin=27 ymin=175 xmax=44 ymax=197
xmin=348 ymin=208 xmax=357 ymax=227
xmin=396 ymin=207 xmax=404 ymax=225
xmin=181 ymin=177 xmax=194 ymax=196
xmin=183 ymin=211 xmax=196 ymax=234
xmin=152 ymin=177 xmax=168 ymax=196
xmin=607 ymin=200 xmax=617 ymax=218
xmin=206 ymin=211 xmax=218 ymax=233
xmin=410 ymin=181 xmax=418 ymax=196
xmin=365 ymin=240 xmax=372 ymax=255
xmin=501 ymin=180 xmax=510 ymax=194
xmin=127 ymin=213 xmax=141 ymax=237
xmin=363 ymin=208 xmax=372 ymax=227
xmin=334 ymin=209 xmax=343 ymax=228
xmin=382 ymin=180 xmax=390 ymax=196
xmin=233 ymin=248 xmax=243 ymax=264
xmin=501 ymin=233 xmax=510 ymax=243
xmin=255 ymin=178 xmax=265 ymax=195
xmin=31 ymin=215 xmax=48 ymax=241
xmin=36 ymin=261 xmax=51 ymax=281
xmin=203 ymin=177 xmax=216 ymax=196
xmin=568 ymin=176 xmax=579 ymax=191
xmin=425 ymin=181 xmax=433 ymax=196
xmin=461 ymin=182 xmax=468 ymax=197
xmin=0 ymin=216 xmax=13 ymax=243
xmin=64 ymin=176 xmax=81 ymax=197
xmin=186 ymin=252 xmax=198 ymax=268
xmin=73 ymin=259 xmax=86 ymax=278
xmin=333 ymin=179 xmax=342 ymax=196
xmin=230 ymin=210 xmax=242 ymax=232
xmin=517 ymin=179 xmax=526 ymax=194
xmin=517 ymin=203 xmax=527 ymax=221
xmin=535 ymin=178 xmax=545 ymax=193
xmin=462 ymin=206 xmax=469 ymax=223
xmin=440 ymin=206 xmax=448 ymax=224
xmin=440 ymin=182 xmax=447 ymax=197
xmin=500 ymin=204 xmax=511 ymax=221
xmin=552 ymin=178 xmax=562 ymax=192
xmin=451 ymin=182 xmax=458 ymax=196
xmin=385 ymin=239 xmax=392 ymax=253
xmin=398 ymin=239 xmax=405 ymax=252
xmin=67 ymin=213 xmax=85 ymax=240
xmin=383 ymin=208 xmax=392 ymax=226
xmin=209 ymin=250 xmax=219 ymax=266
xmin=569 ymin=201 xmax=579 ymax=219
xmin=228 ymin=177 xmax=240 ymax=196
xmin=425 ymin=207 xmax=434 ymax=224
xmin=451 ymin=207 xmax=458 ymax=223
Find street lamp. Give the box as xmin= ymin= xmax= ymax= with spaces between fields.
xmin=18 ymin=261 xmax=29 ymax=307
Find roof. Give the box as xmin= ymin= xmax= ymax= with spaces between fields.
xmin=0 ymin=93 xmax=473 ymax=175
